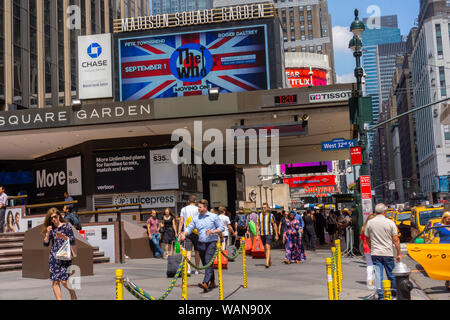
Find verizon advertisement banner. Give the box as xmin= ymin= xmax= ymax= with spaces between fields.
xmin=78 ymin=33 xmax=113 ymax=99
xmin=150 ymin=149 xmax=179 ymax=190
xmin=34 ymin=156 xmax=82 ymax=201
xmin=284 ymin=175 xmax=336 ymax=188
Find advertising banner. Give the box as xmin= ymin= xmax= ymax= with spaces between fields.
xmin=350 ymin=147 xmax=362 ymax=166
xmin=179 ymin=164 xmax=202 ymax=193
xmin=78 ymin=33 xmax=113 ymax=99
xmin=360 ymin=176 xmax=372 ymax=200
xmin=118 ymin=25 xmax=269 ymax=101
xmin=94 ymin=150 xmax=150 ymax=194
xmin=286 ymin=68 xmax=327 ymax=88
xmin=210 ymin=180 xmax=228 ymax=208
xmin=33 ymin=156 xmax=83 ymax=201
xmin=284 ymin=175 xmax=336 ymax=188
xmin=112 ymin=192 xmax=176 ymax=209
xmin=150 ymin=149 xmax=179 ymax=190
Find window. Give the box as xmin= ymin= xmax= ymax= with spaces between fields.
xmin=310 ymin=45 xmax=314 ymax=52
xmin=300 ymin=15 xmax=304 ymax=22
xmin=436 ymin=24 xmax=443 ymax=56
xmin=302 ymin=46 xmax=306 ymax=52
xmin=309 ymin=34 xmax=313 ymax=40
xmin=291 ymin=47 xmax=296 ymax=52
xmin=317 ymin=45 xmax=322 ymax=52
xmin=440 ymin=67 xmax=447 ymax=97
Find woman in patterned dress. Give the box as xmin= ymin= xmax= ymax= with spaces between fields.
xmin=282 ymin=211 xmax=306 ymax=264
xmin=42 ymin=208 xmax=77 ymax=300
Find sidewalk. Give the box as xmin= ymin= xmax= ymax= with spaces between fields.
xmin=0 ymin=245 xmax=434 ymax=300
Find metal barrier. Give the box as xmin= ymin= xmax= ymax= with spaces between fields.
xmin=342 ymin=227 xmax=356 ymax=257
xmin=116 ymin=238 xmax=247 ymax=301
xmin=325 ymin=240 xmax=343 ymax=300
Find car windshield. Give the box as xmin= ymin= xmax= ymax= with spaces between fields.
xmin=397 ymin=213 xmax=411 ymax=221
xmin=419 ymin=210 xmax=444 ymax=226
xmin=386 ymin=211 xmax=394 ymax=218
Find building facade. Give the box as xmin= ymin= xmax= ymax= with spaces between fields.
xmin=0 ymin=0 xmax=149 ymax=111
xmin=213 ymin=0 xmax=336 ymax=84
xmin=411 ymin=0 xmax=450 ymax=200
xmin=150 ymin=0 xmax=213 ymax=15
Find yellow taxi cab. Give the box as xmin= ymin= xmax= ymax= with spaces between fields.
xmin=385 ymin=209 xmax=397 ymax=221
xmin=394 ymin=210 xmax=412 ymax=242
xmin=410 ymin=206 xmax=444 ymax=241
xmin=423 ymin=218 xmax=441 ymax=244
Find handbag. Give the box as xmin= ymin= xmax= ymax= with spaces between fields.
xmin=56 ymin=239 xmax=72 ymax=261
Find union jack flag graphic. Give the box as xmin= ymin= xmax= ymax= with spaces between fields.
xmin=119 ymin=26 xmax=269 ymax=101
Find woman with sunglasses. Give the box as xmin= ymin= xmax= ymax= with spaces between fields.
xmin=42 ymin=208 xmax=77 ymax=300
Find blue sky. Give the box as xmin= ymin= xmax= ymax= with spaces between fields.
xmin=329 ymin=0 xmax=420 ymax=82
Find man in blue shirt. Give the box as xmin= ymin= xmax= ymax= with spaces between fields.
xmin=64 ymin=192 xmax=74 ymax=211
xmin=179 ymin=199 xmax=225 ymax=293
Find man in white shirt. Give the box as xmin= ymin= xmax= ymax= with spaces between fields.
xmin=0 ymin=186 xmax=7 ymax=234
xmin=178 ymin=195 xmax=200 ymax=275
xmin=365 ymin=203 xmax=402 ymax=300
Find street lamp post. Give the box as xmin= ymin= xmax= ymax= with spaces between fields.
xmin=349 ymin=9 xmax=368 ymax=230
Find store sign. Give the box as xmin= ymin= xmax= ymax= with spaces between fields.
xmin=94 ymin=150 xmax=150 ymax=194
xmin=291 ymin=186 xmax=335 ymax=198
xmin=350 ymin=147 xmax=362 ymax=166
xmin=34 ymin=156 xmax=83 ymax=201
xmin=113 ymin=192 xmax=176 ymax=209
xmin=179 ymin=164 xmax=202 ymax=193
xmin=286 ymin=68 xmax=327 ymax=88
xmin=284 ymin=175 xmax=336 ymax=188
xmin=150 ymin=149 xmax=179 ymax=190
xmin=78 ymin=34 xmax=113 ymax=99
xmin=0 ymin=101 xmax=153 ymax=132
xmin=309 ymin=91 xmax=352 ymax=104
xmin=114 ymin=3 xmax=275 ymax=33
xmin=118 ymin=25 xmax=269 ymax=101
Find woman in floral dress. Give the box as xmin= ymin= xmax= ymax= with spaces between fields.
xmin=282 ymin=211 xmax=306 ymax=264
xmin=42 ymin=208 xmax=77 ymax=300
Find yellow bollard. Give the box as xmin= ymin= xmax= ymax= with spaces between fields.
xmin=241 ymin=237 xmax=248 ymax=288
xmin=217 ymin=240 xmax=224 ymax=300
xmin=383 ymin=280 xmax=392 ymax=300
xmin=335 ymin=239 xmax=343 ymax=293
xmin=331 ymin=247 xmax=339 ymax=300
xmin=182 ymin=249 xmax=188 ymax=300
xmin=115 ymin=269 xmax=124 ymax=300
xmin=325 ymin=258 xmax=334 ymax=300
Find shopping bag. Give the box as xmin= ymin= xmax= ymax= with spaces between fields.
xmin=245 ymin=234 xmax=253 ymax=255
xmin=214 ymin=250 xmax=228 ymax=269
xmin=56 ymin=240 xmax=72 ymax=261
xmin=251 ymin=236 xmax=266 ymax=259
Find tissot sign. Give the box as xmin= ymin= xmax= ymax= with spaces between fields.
xmin=0 ymin=101 xmax=153 ymax=132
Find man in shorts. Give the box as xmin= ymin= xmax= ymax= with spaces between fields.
xmin=178 ymin=195 xmax=201 ymax=275
xmin=256 ymin=203 xmax=279 ymax=268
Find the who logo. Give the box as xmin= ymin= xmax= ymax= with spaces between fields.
xmin=169 ymin=44 xmax=213 ymax=83
xmin=87 ymin=43 xmax=102 ymax=59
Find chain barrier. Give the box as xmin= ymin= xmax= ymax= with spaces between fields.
xmin=186 ymin=248 xmax=219 ymax=270
xmin=220 ymin=242 xmax=244 ymax=261
xmin=123 ymin=258 xmax=184 ymax=301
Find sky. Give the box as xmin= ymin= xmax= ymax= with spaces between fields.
xmin=328 ymin=0 xmax=420 ymax=83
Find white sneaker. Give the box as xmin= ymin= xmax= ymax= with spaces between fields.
xmin=194 ymin=270 xmax=199 ymax=275
xmin=187 ymin=270 xmax=191 ymax=277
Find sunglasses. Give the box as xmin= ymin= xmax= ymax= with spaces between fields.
xmin=51 ymin=215 xmax=58 ymax=220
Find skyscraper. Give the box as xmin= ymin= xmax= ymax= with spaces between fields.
xmin=151 ymin=0 xmax=213 ymax=14
xmin=0 ymin=0 xmax=148 ymax=111
xmin=411 ymin=0 xmax=450 ymax=199
xmin=213 ymin=0 xmax=336 ymax=83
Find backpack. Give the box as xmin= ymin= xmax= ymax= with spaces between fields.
xmin=66 ymin=212 xmax=82 ymax=231
xmin=237 ymin=214 xmax=247 ymax=229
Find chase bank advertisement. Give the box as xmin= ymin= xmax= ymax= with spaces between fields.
xmin=118 ymin=25 xmax=270 ymax=101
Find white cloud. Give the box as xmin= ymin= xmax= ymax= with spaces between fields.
xmin=336 ymin=73 xmax=356 ymax=84
xmin=332 ymin=26 xmax=353 ymax=53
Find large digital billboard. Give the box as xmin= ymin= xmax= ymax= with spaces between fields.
xmin=286 ymin=68 xmax=327 ymax=88
xmin=118 ymin=25 xmax=270 ymax=101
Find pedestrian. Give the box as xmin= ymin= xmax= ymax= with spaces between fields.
xmin=62 ymin=205 xmax=82 ymax=230
xmin=0 ymin=186 xmax=8 ymax=233
xmin=429 ymin=212 xmax=450 ymax=290
xmin=64 ymin=192 xmax=74 ymax=211
xmin=218 ymin=206 xmax=236 ymax=250
xmin=315 ymin=208 xmax=327 ymax=245
xmin=160 ymin=208 xmax=178 ymax=259
xmin=283 ymin=211 xmax=306 ymax=264
xmin=326 ymin=210 xmax=338 ymax=242
xmin=42 ymin=208 xmax=77 ymax=300
xmin=303 ymin=210 xmax=316 ymax=251
xmin=364 ymin=203 xmax=402 ymax=300
xmin=179 ymin=199 xmax=225 ymax=293
xmin=278 ymin=211 xmax=289 ymax=244
xmin=147 ymin=210 xmax=164 ymax=258
xmin=178 ymin=195 xmax=201 ymax=275
xmin=234 ymin=208 xmax=248 ymax=249
xmin=256 ymin=203 xmax=279 ymax=268
xmin=246 ymin=209 xmax=259 ymax=240
xmin=360 ymin=213 xmax=376 ymax=289
xmin=5 ymin=211 xmax=15 ymax=233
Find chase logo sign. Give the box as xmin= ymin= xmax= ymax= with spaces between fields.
xmin=87 ymin=43 xmax=102 ymax=59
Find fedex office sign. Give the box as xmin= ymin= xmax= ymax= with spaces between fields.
xmin=34 ymin=157 xmax=82 ymax=199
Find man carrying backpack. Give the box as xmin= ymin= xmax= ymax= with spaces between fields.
xmin=62 ymin=205 xmax=82 ymax=231
xmin=234 ymin=207 xmax=247 ymax=249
